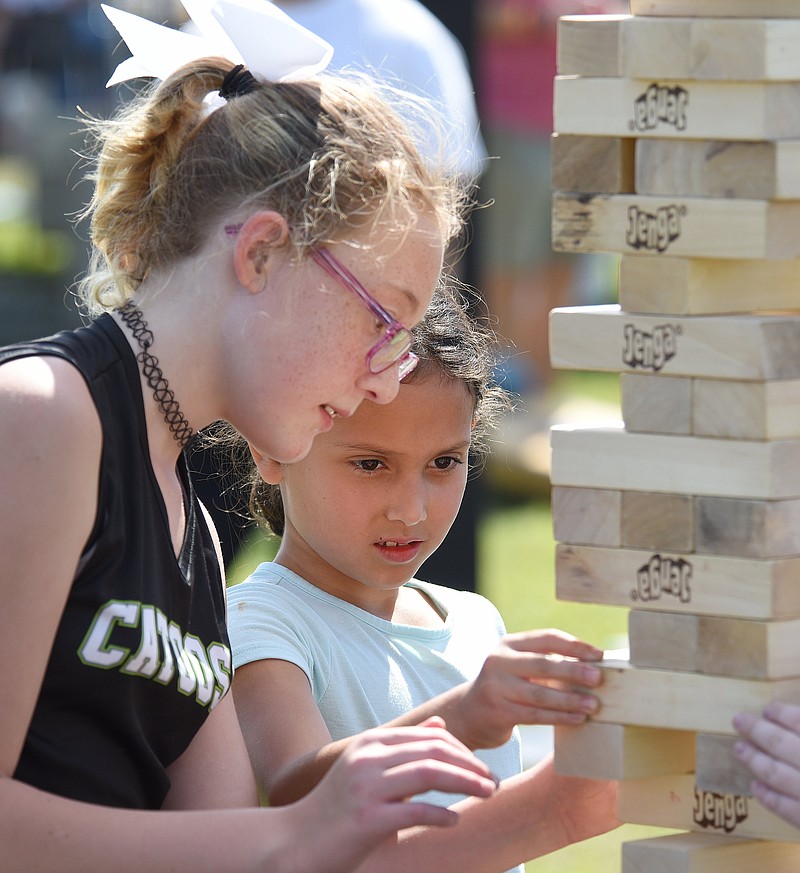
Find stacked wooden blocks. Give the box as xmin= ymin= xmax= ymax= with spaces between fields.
xmin=550 ymin=1 xmax=800 ymax=868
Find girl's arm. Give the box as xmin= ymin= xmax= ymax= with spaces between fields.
xmin=357 ymin=755 xmax=619 ymax=873
xmin=232 ymin=657 xmax=358 ymax=804
xmin=385 ymin=630 xmax=605 ymax=750
xmin=232 ymin=631 xmax=605 ymax=805
xmin=0 ymin=357 xmax=497 ymax=873
xmin=234 ymin=655 xmax=619 ymax=873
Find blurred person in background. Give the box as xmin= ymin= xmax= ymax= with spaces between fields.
xmin=475 ymin=0 xmax=626 ymax=406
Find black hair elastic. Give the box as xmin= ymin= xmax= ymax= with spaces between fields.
xmin=219 ymin=64 xmax=259 ymax=99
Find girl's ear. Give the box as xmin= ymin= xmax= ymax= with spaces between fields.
xmin=233 ymin=210 xmax=290 ymax=294
xmin=248 ymin=443 xmax=285 ymax=485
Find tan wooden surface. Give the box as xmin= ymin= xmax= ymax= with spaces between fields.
xmin=622 ymin=832 xmax=800 ymax=873
xmin=552 ymin=193 xmax=800 ymax=259
xmin=618 ymin=255 xmax=800 ymax=316
xmin=556 ymin=543 xmax=800 ymax=619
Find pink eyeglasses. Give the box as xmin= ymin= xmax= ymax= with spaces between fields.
xmin=310 ymin=248 xmax=418 ymax=381
xmin=225 ymin=224 xmax=418 ymax=381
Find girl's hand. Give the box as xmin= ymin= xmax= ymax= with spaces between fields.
xmin=733 ymin=702 xmax=800 ymax=827
xmin=457 ymin=630 xmax=604 ymax=750
xmin=291 ymin=717 xmax=497 ymax=872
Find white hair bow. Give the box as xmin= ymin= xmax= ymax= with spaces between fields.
xmin=102 ymin=0 xmax=333 ymax=87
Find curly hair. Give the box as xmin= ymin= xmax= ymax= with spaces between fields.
xmin=76 ymin=58 xmax=470 ymax=313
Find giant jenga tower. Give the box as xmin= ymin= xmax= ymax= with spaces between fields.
xmin=548 ymin=1 xmax=800 ymax=868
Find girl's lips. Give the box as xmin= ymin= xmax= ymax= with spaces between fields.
xmin=375 ymin=540 xmax=423 ymax=563
xmin=319 ymin=405 xmax=335 ymax=431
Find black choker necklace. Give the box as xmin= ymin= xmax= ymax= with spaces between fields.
xmin=118 ymin=301 xmax=194 ymax=448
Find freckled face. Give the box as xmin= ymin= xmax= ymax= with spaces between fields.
xmin=228 ymin=214 xmax=445 ymax=465
xmin=273 ymin=371 xmax=475 ymax=610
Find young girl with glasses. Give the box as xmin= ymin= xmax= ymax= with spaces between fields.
xmin=227 ymin=283 xmax=619 ymax=873
xmin=0 ymin=4 xmax=502 ymax=871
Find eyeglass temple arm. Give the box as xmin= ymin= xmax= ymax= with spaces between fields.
xmin=310 ymin=249 xmax=398 ymax=327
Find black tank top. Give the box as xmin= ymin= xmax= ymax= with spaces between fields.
xmin=3 ymin=315 xmax=232 ymax=809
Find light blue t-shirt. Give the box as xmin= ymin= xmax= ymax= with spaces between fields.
xmin=228 ymin=562 xmax=523 ymax=873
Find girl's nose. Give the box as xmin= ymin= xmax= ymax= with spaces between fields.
xmin=386 ymin=479 xmax=427 ymax=527
xmin=357 ymin=364 xmax=401 ymax=405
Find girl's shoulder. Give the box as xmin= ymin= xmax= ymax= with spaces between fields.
xmin=408 ymin=579 xmax=503 ymax=620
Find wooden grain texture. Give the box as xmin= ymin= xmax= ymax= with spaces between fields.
xmin=556 ymin=14 xmax=626 ymax=76
xmin=554 ymin=77 xmax=800 ymax=141
xmin=696 ymin=496 xmax=800 ymax=559
xmin=619 ymin=773 xmax=800 ymax=842
xmin=551 ymin=133 xmax=635 ymax=193
xmin=551 ymin=485 xmax=622 ymax=547
xmin=630 ymin=0 xmax=800 ymax=16
xmin=550 ymin=424 xmax=800 ymax=499
xmin=621 ymin=373 xmax=692 ymax=435
xmin=556 ymin=543 xmax=800 ymax=619
xmin=592 ymin=658 xmax=800 ymax=734
xmin=622 ymin=832 xmax=800 ymax=873
xmin=552 ymin=193 xmax=800 ymax=259
xmin=554 ymin=721 xmax=694 ymax=780
xmin=628 ymin=611 xmax=800 ymax=679
xmin=620 ymin=375 xmax=800 ymax=441
xmin=695 ymin=734 xmax=755 ymax=798
xmin=621 ymin=490 xmax=694 ymax=552
xmin=636 ymin=140 xmax=800 ymax=199
xmin=618 ymin=256 xmax=800 ymax=316
xmin=558 ymin=15 xmax=800 ymax=80
xmin=551 ymin=306 xmax=800 ymax=381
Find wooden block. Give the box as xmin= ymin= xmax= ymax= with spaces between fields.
xmin=554 ymin=77 xmax=800 ymax=141
xmin=621 ymin=490 xmax=694 ymax=552
xmin=551 ymin=485 xmax=621 ymax=547
xmin=693 ymin=380 xmax=800 ymax=441
xmin=636 ymin=140 xmax=800 ymax=200
xmin=629 ymin=611 xmax=699 ymax=673
xmin=628 ymin=611 xmax=800 ymax=679
xmin=592 ymin=657 xmax=800 ymax=734
xmin=551 ymin=133 xmax=635 ymax=194
xmin=696 ymin=734 xmax=754 ymax=798
xmin=621 ymin=373 xmax=692 ymax=435
xmin=619 ymin=773 xmax=800 ymax=842
xmin=622 ymin=832 xmax=800 ymax=873
xmin=552 ymin=193 xmax=800 ymax=259
xmin=696 ymin=496 xmax=800 ymax=559
xmin=618 ymin=256 xmax=800 ymax=316
xmin=556 ymin=543 xmax=800 ymax=620
xmin=551 ymin=305 xmax=800 ymax=382
xmin=550 ymin=424 xmax=800 ymax=499
xmin=556 ymin=14 xmax=626 ymax=77
xmin=554 ymin=722 xmax=694 ymax=780
xmin=558 ymin=15 xmax=800 ymax=81
xmin=630 ymin=0 xmax=800 ymax=17
xmin=622 ymin=376 xmax=800 ymax=441
xmin=623 ymin=18 xmax=800 ymax=81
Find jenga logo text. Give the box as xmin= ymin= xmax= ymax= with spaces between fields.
xmin=622 ymin=323 xmax=679 ymax=372
xmin=625 ymin=204 xmax=684 ymax=252
xmin=693 ymin=788 xmax=748 ymax=833
xmin=631 ymin=554 xmax=692 ymax=605
xmin=631 ymin=82 xmax=689 ymax=132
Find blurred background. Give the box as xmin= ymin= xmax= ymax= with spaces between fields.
xmin=1 ymin=2 xmax=667 ymax=867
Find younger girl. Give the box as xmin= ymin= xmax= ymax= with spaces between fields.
xmin=228 ymin=282 xmax=619 ymax=873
